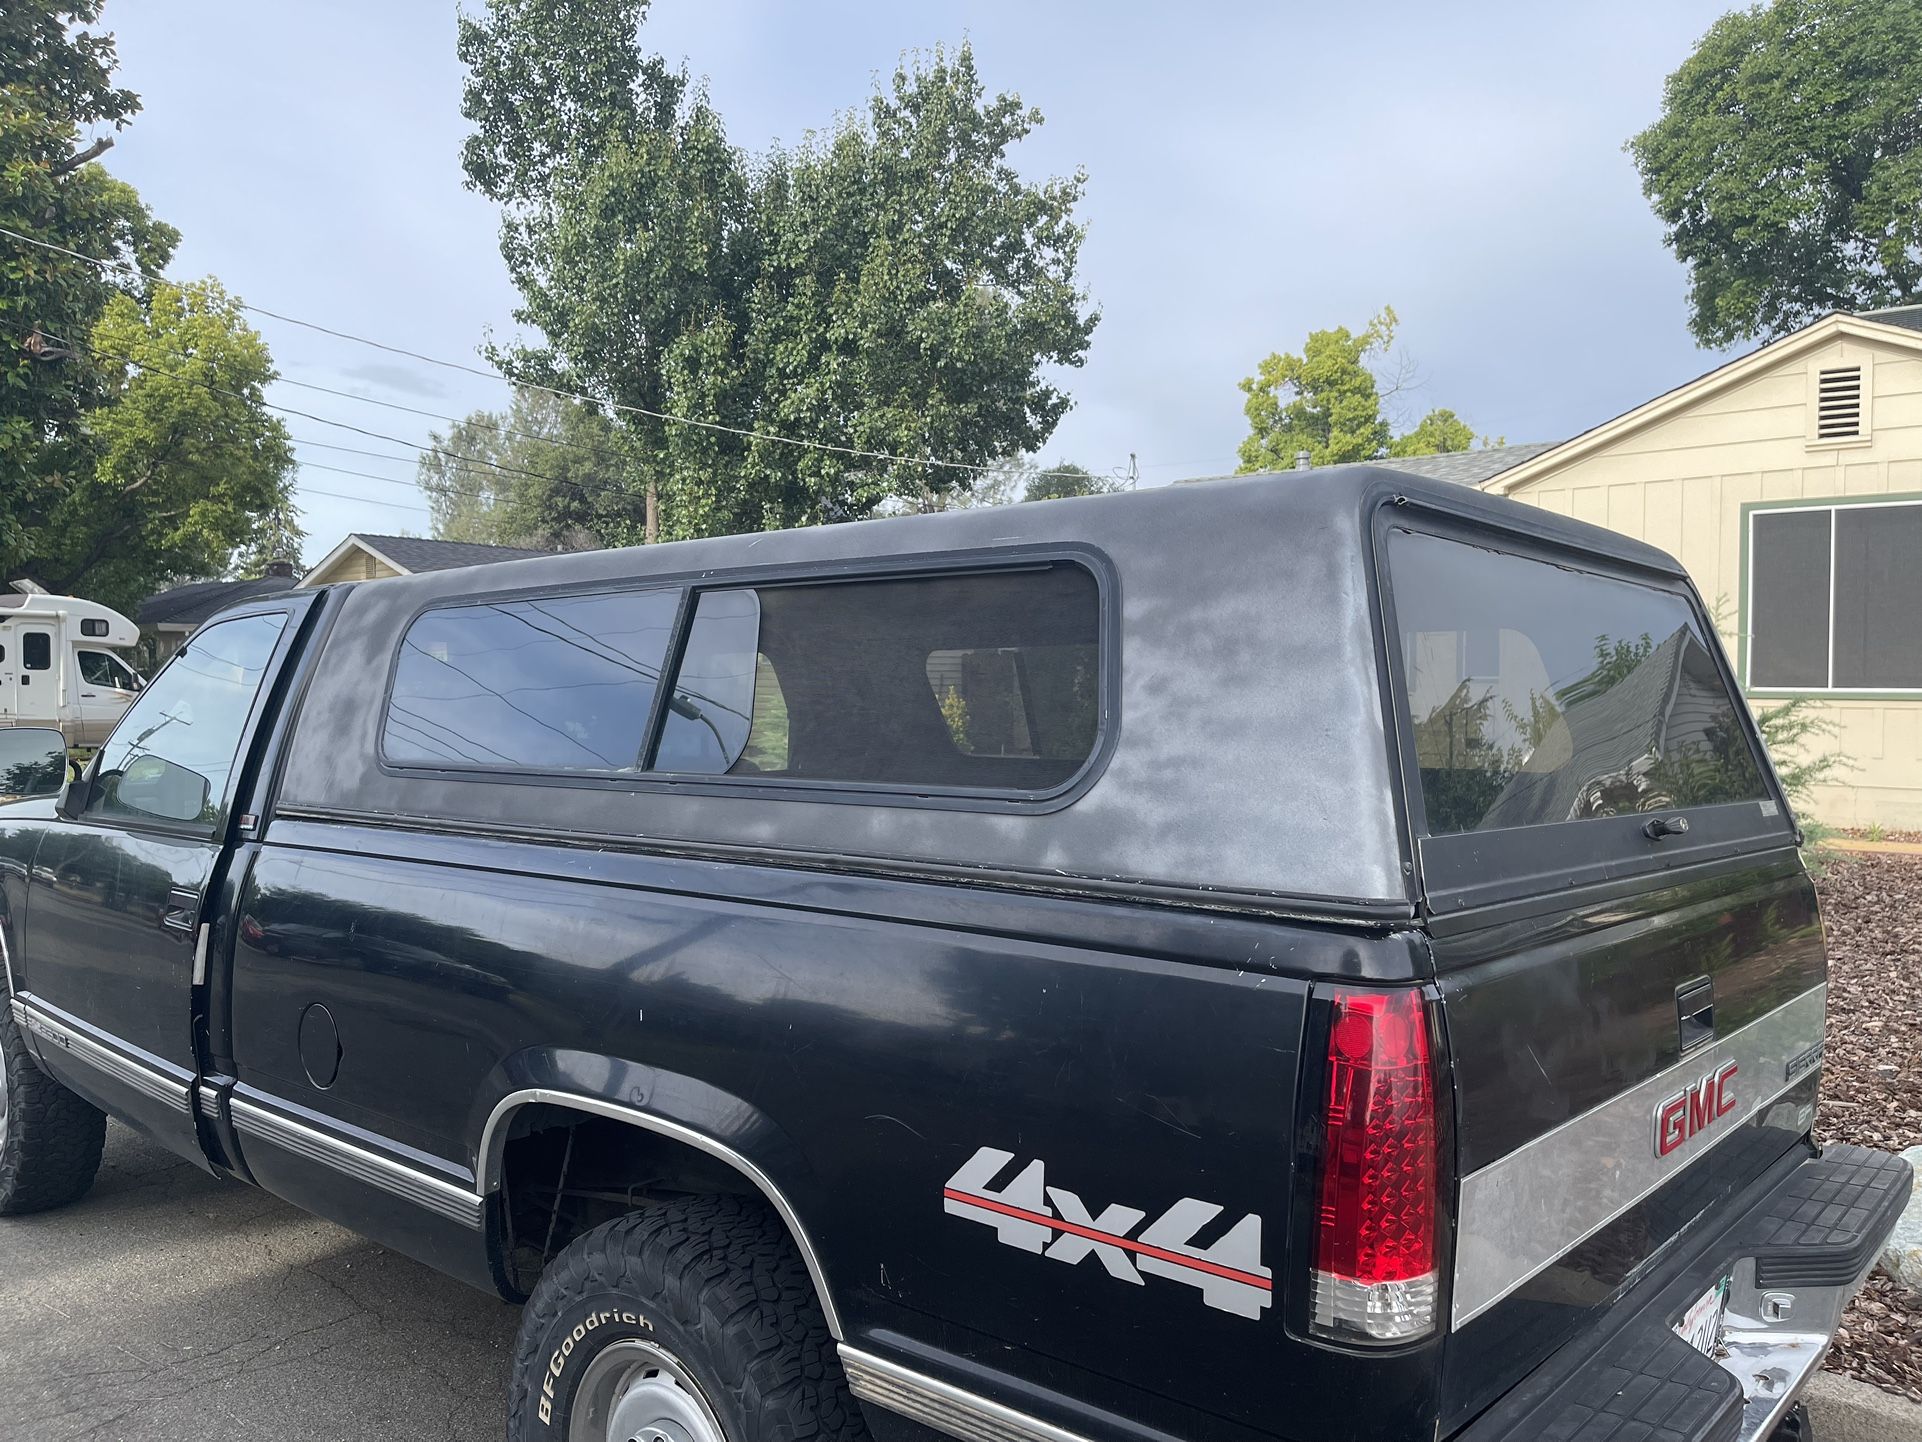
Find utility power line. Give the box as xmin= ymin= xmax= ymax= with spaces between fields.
xmin=2 ymin=223 xmax=1119 ymax=486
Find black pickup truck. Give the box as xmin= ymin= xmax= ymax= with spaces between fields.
xmin=0 ymin=469 xmax=1908 ymax=1442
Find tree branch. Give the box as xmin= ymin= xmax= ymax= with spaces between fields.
xmin=51 ymin=136 xmax=115 ymax=177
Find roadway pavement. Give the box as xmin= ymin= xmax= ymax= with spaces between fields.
xmin=0 ymin=1123 xmax=518 ymax=1441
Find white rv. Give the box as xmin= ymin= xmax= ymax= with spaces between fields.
xmin=0 ymin=590 xmax=144 ymax=747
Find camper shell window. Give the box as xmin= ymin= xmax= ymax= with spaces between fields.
xmin=379 ymin=557 xmax=1108 ymax=803
xmin=1381 ymin=518 xmax=1792 ymax=913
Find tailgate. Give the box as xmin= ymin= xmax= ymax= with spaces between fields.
xmin=1375 ymin=517 xmax=1821 ymax=1430
xmin=1431 ymin=853 xmax=1823 ymax=1428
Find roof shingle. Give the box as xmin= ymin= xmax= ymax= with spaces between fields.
xmin=351 ymin=534 xmax=553 ymax=573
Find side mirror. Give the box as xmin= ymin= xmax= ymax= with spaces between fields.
xmin=0 ymin=727 xmax=69 ymax=802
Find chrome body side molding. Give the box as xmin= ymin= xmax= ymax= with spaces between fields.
xmin=230 ymin=1097 xmax=484 ymax=1230
xmin=839 ymin=1348 xmax=1099 ymax=1442
xmin=476 ymin=1086 xmax=844 ymax=1341
xmin=12 ymin=994 xmax=192 ymax=1112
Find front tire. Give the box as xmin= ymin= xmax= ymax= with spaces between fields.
xmin=507 ymin=1194 xmax=867 ymax=1442
xmin=0 ymin=1004 xmax=107 ymax=1215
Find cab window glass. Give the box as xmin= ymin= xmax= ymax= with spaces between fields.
xmin=91 ymin=612 xmax=286 ymax=827
xmin=384 ymin=589 xmax=679 ymax=770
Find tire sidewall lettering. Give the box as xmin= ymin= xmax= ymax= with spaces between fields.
xmin=530 ymin=1303 xmax=654 ymax=1431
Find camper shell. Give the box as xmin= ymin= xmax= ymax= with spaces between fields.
xmin=0 ymin=591 xmax=142 ymax=746
xmin=0 ymin=468 xmax=1907 ymax=1442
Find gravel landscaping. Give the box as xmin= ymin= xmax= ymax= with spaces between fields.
xmin=1812 ymin=850 xmax=1922 ymax=1401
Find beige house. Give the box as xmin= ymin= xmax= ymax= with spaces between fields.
xmin=299 ymin=533 xmax=551 ymax=588
xmin=1480 ymin=307 xmax=1922 ymax=830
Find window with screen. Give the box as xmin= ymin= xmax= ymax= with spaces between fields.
xmin=22 ymin=632 xmax=49 ymax=670
xmin=660 ymin=563 xmax=1102 ymax=791
xmin=384 ymin=589 xmax=680 ymax=769
xmin=1388 ymin=530 xmax=1769 ymax=835
xmin=1749 ymin=502 xmax=1922 ymax=691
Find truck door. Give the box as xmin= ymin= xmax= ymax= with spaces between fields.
xmin=15 ymin=598 xmax=313 ymax=1164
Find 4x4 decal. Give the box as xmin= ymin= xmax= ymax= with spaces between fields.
xmin=942 ymin=1146 xmax=1272 ymax=1319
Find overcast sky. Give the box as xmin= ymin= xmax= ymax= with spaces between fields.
xmin=97 ymin=1 xmax=1735 ymax=563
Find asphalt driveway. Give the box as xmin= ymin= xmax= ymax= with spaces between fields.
xmin=0 ymin=1123 xmax=518 ymax=1441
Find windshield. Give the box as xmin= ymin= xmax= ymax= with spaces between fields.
xmin=1387 ymin=529 xmax=1770 ymax=835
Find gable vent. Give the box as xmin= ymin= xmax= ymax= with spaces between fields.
xmin=1815 ymin=365 xmax=1864 ymax=440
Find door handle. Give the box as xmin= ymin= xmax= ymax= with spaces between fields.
xmin=1677 ymin=976 xmax=1715 ymax=1054
xmin=80 ymin=692 xmax=96 ymax=699
xmin=161 ymin=887 xmax=202 ymax=933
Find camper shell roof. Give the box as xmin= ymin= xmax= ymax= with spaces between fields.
xmin=275 ymin=468 xmax=1692 ymax=919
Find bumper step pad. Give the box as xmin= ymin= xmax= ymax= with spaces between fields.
xmin=1746 ymin=1143 xmax=1911 ymax=1288
xmin=1534 ymin=1326 xmax=1741 ymax=1442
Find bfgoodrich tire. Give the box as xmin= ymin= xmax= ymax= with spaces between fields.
xmin=0 ymin=1004 xmax=107 ymax=1215
xmin=507 ymin=1194 xmax=868 ymax=1442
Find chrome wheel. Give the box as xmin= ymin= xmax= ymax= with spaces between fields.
xmin=569 ymin=1340 xmax=728 ymax=1442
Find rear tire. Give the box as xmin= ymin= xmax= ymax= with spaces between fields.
xmin=0 ymin=1004 xmax=107 ymax=1215
xmin=506 ymin=1194 xmax=868 ymax=1441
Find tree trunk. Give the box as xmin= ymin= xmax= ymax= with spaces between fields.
xmin=645 ymin=479 xmax=659 ymax=545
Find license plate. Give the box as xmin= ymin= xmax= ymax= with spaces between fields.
xmin=1674 ymin=1276 xmax=1730 ymax=1358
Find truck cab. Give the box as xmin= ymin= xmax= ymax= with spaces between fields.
xmin=0 ymin=470 xmax=1908 ymax=1442
xmin=0 ymin=590 xmax=143 ymax=747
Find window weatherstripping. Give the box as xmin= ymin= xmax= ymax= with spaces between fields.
xmin=1746 ymin=499 xmax=1922 ymax=695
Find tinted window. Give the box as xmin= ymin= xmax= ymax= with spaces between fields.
xmin=384 ymin=590 xmax=678 ymax=769
xmin=1389 ymin=530 xmax=1768 ymax=835
xmin=22 ymin=632 xmax=49 ymax=670
xmin=80 ymin=617 xmax=108 ymax=637
xmin=652 ymin=590 xmax=759 ymax=774
xmin=660 ymin=564 xmax=1101 ymax=790
xmin=91 ymin=612 xmax=286 ymax=827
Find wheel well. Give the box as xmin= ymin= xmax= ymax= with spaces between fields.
xmin=487 ymin=1099 xmax=841 ymax=1338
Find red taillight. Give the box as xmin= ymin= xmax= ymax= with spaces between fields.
xmin=1310 ymin=987 xmax=1440 ymax=1342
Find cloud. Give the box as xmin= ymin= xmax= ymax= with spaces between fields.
xmin=337 ymin=361 xmax=449 ymax=400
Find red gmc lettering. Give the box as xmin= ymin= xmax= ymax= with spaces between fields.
xmin=1655 ymin=1062 xmax=1738 ymax=1157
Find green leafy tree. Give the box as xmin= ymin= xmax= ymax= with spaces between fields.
xmin=1236 ymin=307 xmax=1478 ymax=471
xmin=1388 ymin=407 xmax=1477 ymax=457
xmin=458 ymin=2 xmax=1097 ymax=543
xmin=9 ymin=280 xmax=296 ymax=612
xmin=1630 ymin=0 xmax=1922 ymax=346
xmin=1023 ymin=460 xmax=1122 ymax=502
xmin=1 ymin=2 xmax=178 ymax=559
xmin=419 ymin=388 xmax=638 ymax=547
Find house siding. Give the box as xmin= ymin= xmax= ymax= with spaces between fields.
xmin=305 ymin=550 xmax=401 ymax=587
xmin=1501 ymin=333 xmax=1922 ymax=830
